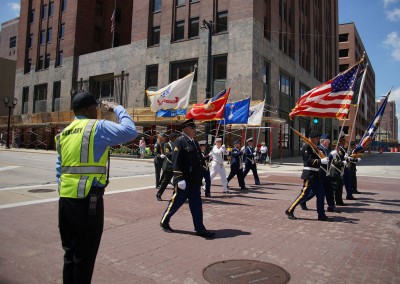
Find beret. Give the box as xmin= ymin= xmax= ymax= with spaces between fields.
xmin=72 ymin=91 xmax=97 ymax=111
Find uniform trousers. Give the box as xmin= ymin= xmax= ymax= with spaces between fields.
xmin=202 ymin=170 xmax=211 ymax=195
xmin=322 ymin=175 xmax=336 ymax=209
xmin=157 ymin=170 xmax=173 ymax=197
xmin=227 ymin=165 xmax=246 ymax=189
xmin=154 ymin=156 xmax=163 ymax=188
xmin=59 ymin=189 xmax=104 ymax=284
xmin=210 ymin=161 xmax=228 ymax=192
xmin=331 ymin=173 xmax=344 ymax=204
xmin=349 ymin=163 xmax=358 ymax=191
xmin=343 ymin=167 xmax=353 ymax=198
xmin=243 ymin=162 xmax=260 ymax=184
xmin=287 ymin=179 xmax=325 ymax=218
xmin=160 ymin=184 xmax=206 ymax=232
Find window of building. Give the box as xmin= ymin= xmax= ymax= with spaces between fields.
xmin=299 ymin=83 xmax=310 ymax=97
xmin=153 ymin=0 xmax=161 ymax=12
xmin=49 ymin=2 xmax=54 ymax=17
xmin=339 ymin=48 xmax=349 ymax=58
xmin=56 ymin=50 xmax=63 ymax=66
xmin=190 ymin=0 xmax=200 ymax=2
xmin=216 ymin=11 xmax=228 ymax=33
xmin=189 ymin=17 xmax=199 ymax=38
xmin=9 ymin=36 xmax=16 ymax=48
xmin=279 ymin=72 xmax=293 ymax=97
xmin=176 ymin=0 xmax=185 ymax=6
xmin=41 ymin=5 xmax=47 ymax=19
xmin=40 ymin=30 xmax=45 ymax=45
xmin=281 ymin=123 xmax=290 ymax=149
xmin=212 ymin=55 xmax=227 ymax=96
xmin=28 ymin=34 xmax=33 ymax=48
xmin=150 ymin=26 xmax=160 ymax=46
xmin=47 ymin=28 xmax=52 ymax=43
xmin=37 ymin=55 xmax=44 ymax=70
xmin=90 ymin=77 xmax=114 ymax=101
xmin=33 ymin=84 xmax=48 ymax=113
xmin=25 ymin=59 xmax=32 ymax=73
xmin=59 ymin=24 xmax=65 ymax=39
xmin=30 ymin=9 xmax=35 ymax=24
xmin=45 ymin=54 xmax=50 ymax=69
xmin=339 ymin=33 xmax=349 ymax=42
xmin=339 ymin=64 xmax=349 ymax=73
xmin=174 ymin=20 xmax=185 ymax=41
xmin=22 ymin=87 xmax=29 ymax=114
xmin=61 ymin=0 xmax=67 ymax=12
xmin=145 ymin=65 xmax=158 ymax=106
xmin=171 ymin=60 xmax=198 ymax=102
xmin=53 ymin=81 xmax=61 ymax=111
xmin=263 ymin=61 xmax=270 ymax=104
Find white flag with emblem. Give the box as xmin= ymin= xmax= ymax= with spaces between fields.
xmin=146 ymin=71 xmax=195 ymax=112
xmin=247 ymin=101 xmax=264 ymax=126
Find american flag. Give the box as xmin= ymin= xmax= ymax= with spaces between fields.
xmin=352 ymin=90 xmax=391 ymax=155
xmin=111 ymin=10 xmax=115 ymax=33
xmin=289 ymin=60 xmax=363 ymax=119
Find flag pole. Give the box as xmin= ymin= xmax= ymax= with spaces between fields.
xmin=347 ymin=62 xmax=368 ymax=152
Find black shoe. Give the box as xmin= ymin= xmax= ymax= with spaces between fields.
xmin=160 ymin=222 xmax=174 ymax=233
xmin=336 ymin=202 xmax=347 ymax=206
xmin=223 ymin=190 xmax=231 ymax=194
xmin=285 ymin=210 xmax=297 ymax=220
xmin=156 ymin=194 xmax=162 ymax=201
xmin=300 ymin=204 xmax=309 ymax=210
xmin=156 ymin=185 xmax=160 ymax=189
xmin=196 ymin=230 xmax=216 ymax=238
xmin=205 ymin=193 xmax=212 ymax=198
xmin=346 ymin=196 xmax=357 ymax=200
xmin=255 ymin=181 xmax=260 ymax=185
xmin=318 ymin=215 xmax=333 ymax=222
xmin=353 ymin=190 xmax=361 ymax=194
xmin=241 ymin=187 xmax=248 ymax=190
xmin=327 ymin=207 xmax=341 ymax=213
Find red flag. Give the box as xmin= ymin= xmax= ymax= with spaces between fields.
xmin=186 ymin=87 xmax=230 ymax=121
xmin=289 ymin=60 xmax=363 ymax=119
xmin=111 ymin=10 xmax=115 ymax=33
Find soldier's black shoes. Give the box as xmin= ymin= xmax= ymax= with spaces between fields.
xmin=196 ymin=230 xmax=216 ymax=238
xmin=285 ymin=210 xmax=297 ymax=220
xmin=160 ymin=222 xmax=174 ymax=233
xmin=353 ymin=190 xmax=361 ymax=194
xmin=336 ymin=202 xmax=347 ymax=206
xmin=318 ymin=215 xmax=333 ymax=222
xmin=327 ymin=207 xmax=341 ymax=213
xmin=156 ymin=194 xmax=162 ymax=201
xmin=241 ymin=187 xmax=248 ymax=190
xmin=346 ymin=196 xmax=357 ymax=200
xmin=255 ymin=181 xmax=260 ymax=185
xmin=205 ymin=193 xmax=212 ymax=198
xmin=300 ymin=204 xmax=309 ymax=210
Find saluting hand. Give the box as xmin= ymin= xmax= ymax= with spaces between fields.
xmin=102 ymin=100 xmax=119 ymax=111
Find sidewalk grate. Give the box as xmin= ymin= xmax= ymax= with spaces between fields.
xmin=28 ymin=188 xmax=56 ymax=193
xmin=203 ymin=259 xmax=290 ymax=284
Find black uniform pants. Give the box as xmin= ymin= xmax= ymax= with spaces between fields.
xmin=154 ymin=156 xmax=163 ymax=188
xmin=243 ymin=162 xmax=260 ymax=184
xmin=227 ymin=165 xmax=246 ymax=189
xmin=59 ymin=189 xmax=104 ymax=284
xmin=157 ymin=170 xmax=173 ymax=197
xmin=349 ymin=164 xmax=357 ymax=191
xmin=331 ymin=174 xmax=344 ymax=204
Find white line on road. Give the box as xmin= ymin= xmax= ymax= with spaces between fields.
xmin=0 ymin=166 xmax=21 ymax=172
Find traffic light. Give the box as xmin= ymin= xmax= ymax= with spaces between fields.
xmin=313 ymin=117 xmax=319 ymax=124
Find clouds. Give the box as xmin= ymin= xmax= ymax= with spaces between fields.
xmin=388 ymin=86 xmax=400 ymax=118
xmin=7 ymin=2 xmax=20 ymax=17
xmin=383 ymin=0 xmax=398 ymax=8
xmin=383 ymin=32 xmax=400 ymax=60
xmin=386 ymin=8 xmax=400 ymax=21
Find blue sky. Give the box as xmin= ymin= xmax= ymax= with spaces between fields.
xmin=1 ymin=1 xmax=399 ymax=136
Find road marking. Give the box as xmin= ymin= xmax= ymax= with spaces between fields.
xmin=0 ymin=166 xmax=21 ymax=172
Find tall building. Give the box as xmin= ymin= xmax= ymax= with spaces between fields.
xmin=7 ymin=0 xmax=339 ymax=156
xmin=338 ymin=23 xmax=375 ymax=143
xmin=375 ymin=98 xmax=398 ymax=142
xmin=0 ymin=17 xmax=19 ymax=60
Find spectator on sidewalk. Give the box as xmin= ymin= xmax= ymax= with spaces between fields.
xmin=259 ymin=142 xmax=268 ymax=165
xmin=139 ymin=137 xmax=146 ymax=159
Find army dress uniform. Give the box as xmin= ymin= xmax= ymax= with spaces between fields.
xmin=330 ymin=140 xmax=347 ymax=205
xmin=227 ymin=141 xmax=246 ymax=190
xmin=242 ymin=138 xmax=260 ymax=185
xmin=199 ymin=140 xmax=212 ymax=197
xmin=153 ymin=133 xmax=166 ymax=188
xmin=156 ymin=133 xmax=177 ymax=200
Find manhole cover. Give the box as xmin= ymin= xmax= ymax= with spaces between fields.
xmin=203 ymin=259 xmax=290 ymax=284
xmin=28 ymin=188 xmax=56 ymax=193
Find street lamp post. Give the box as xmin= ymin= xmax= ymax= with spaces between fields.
xmin=3 ymin=96 xmax=18 ymax=149
xmin=201 ymin=19 xmax=213 ymax=145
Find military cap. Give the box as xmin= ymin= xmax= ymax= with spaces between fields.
xmin=198 ymin=140 xmax=207 ymax=145
xmin=320 ymin=134 xmax=330 ymax=140
xmin=309 ymin=130 xmax=321 ymax=138
xmin=234 ymin=140 xmax=241 ymax=144
xmin=72 ymin=91 xmax=97 ymax=111
xmin=246 ymin=137 xmax=253 ymax=142
xmin=181 ymin=118 xmax=196 ymax=129
xmin=169 ymin=132 xmax=179 ymax=139
xmin=215 ymin=138 xmax=222 ymax=143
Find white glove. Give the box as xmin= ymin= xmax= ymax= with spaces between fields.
xmin=160 ymin=154 xmax=165 ymax=158
xmin=344 ymin=153 xmax=349 ymax=159
xmin=177 ymin=180 xmax=186 ymax=190
xmin=357 ymin=158 xmax=361 ymax=162
xmin=253 ymin=152 xmax=257 ymax=156
xmin=221 ymin=144 xmax=225 ymax=148
xmin=343 ymin=161 xmax=347 ymax=167
xmin=329 ymin=150 xmax=338 ymax=159
xmin=321 ymin=157 xmax=329 ymax=165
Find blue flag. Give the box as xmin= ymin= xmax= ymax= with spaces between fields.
xmin=353 ymin=90 xmax=391 ymax=154
xmin=156 ymin=109 xmax=187 ymax=117
xmin=220 ymin=98 xmax=251 ymax=124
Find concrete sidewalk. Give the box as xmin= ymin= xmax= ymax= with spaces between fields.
xmin=0 ymin=161 xmax=399 ymax=283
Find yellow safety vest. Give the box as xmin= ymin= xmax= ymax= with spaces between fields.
xmin=55 ymin=119 xmax=109 ymax=198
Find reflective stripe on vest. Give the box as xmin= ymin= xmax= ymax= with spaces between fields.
xmin=61 ymin=166 xmax=106 ymax=174
xmin=81 ymin=120 xmax=96 ymax=163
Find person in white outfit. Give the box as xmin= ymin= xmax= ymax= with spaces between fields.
xmin=210 ymin=138 xmax=229 ymax=193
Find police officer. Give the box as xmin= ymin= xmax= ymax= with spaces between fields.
xmin=243 ymin=137 xmax=260 ymax=185
xmin=156 ymin=132 xmax=178 ymax=201
xmin=199 ymin=140 xmax=212 ymax=197
xmin=285 ymin=131 xmax=331 ymax=221
xmin=227 ymin=140 xmax=247 ymax=190
xmin=154 ymin=132 xmax=167 ymax=188
xmin=55 ymin=91 xmax=138 ymax=283
xmin=160 ymin=119 xmax=215 ymax=238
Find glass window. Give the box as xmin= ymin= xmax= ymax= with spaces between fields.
xmin=38 ymin=55 xmax=44 ymax=70
xmin=47 ymin=28 xmax=52 ymax=43
xmin=339 ymin=49 xmax=349 ymax=58
xmin=176 ymin=0 xmax=185 ymax=6
xmin=339 ymin=64 xmax=349 ymax=72
xmin=150 ymin=26 xmax=160 ymax=46
xmin=25 ymin=59 xmax=32 ymax=73
xmin=216 ymin=11 xmax=228 ymax=33
xmin=60 ymin=24 xmax=65 ymax=39
xmin=339 ymin=33 xmax=349 ymax=42
xmin=213 ymin=56 xmax=227 ymax=80
xmin=41 ymin=5 xmax=47 ymax=19
xmin=174 ymin=20 xmax=185 ymax=41
xmin=28 ymin=34 xmax=33 ymax=48
xmin=56 ymin=50 xmax=63 ymax=66
xmin=40 ymin=30 xmax=45 ymax=45
xmin=53 ymin=81 xmax=61 ymax=111
xmin=22 ymin=87 xmax=29 ymax=114
xmin=61 ymin=0 xmax=67 ymax=12
xmin=49 ymin=2 xmax=54 ymax=17
xmin=30 ymin=10 xmax=35 ymax=24
xmin=9 ymin=36 xmax=16 ymax=48
xmin=171 ymin=60 xmax=198 ymax=102
xmin=45 ymin=54 xmax=50 ymax=69
xmin=189 ymin=17 xmax=199 ymax=38
xmin=33 ymin=84 xmax=48 ymax=113
xmin=279 ymin=72 xmax=293 ymax=97
xmin=145 ymin=65 xmax=158 ymax=106
xmin=153 ymin=0 xmax=161 ymax=12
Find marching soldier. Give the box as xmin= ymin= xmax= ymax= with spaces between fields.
xmin=156 ymin=132 xmax=178 ymax=201
xmin=154 ymin=132 xmax=167 ymax=188
xmin=160 ymin=119 xmax=215 ymax=238
xmin=330 ymin=136 xmax=347 ymax=206
xmin=199 ymin=140 xmax=212 ymax=197
xmin=348 ymin=141 xmax=361 ymax=194
xmin=243 ymin=138 xmax=260 ymax=185
xmin=210 ymin=138 xmax=229 ymax=193
xmin=227 ymin=140 xmax=247 ymax=190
